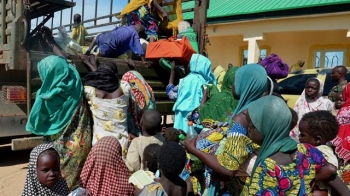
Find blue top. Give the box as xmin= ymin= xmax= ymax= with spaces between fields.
xmin=96 ymin=26 xmax=144 ymax=58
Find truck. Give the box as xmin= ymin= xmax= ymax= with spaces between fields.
xmin=0 ymin=0 xmax=209 ymax=150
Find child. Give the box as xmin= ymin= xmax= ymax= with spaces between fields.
xmin=70 ymin=14 xmax=88 ymax=46
xmin=125 ymin=109 xmax=165 ymax=173
xmin=22 ymin=144 xmax=70 ymax=195
xmin=138 ymin=142 xmax=188 ymax=196
xmin=299 ymin=110 xmax=349 ymax=195
xmin=143 ymin=143 xmax=161 ymax=174
xmin=332 ymin=93 xmax=345 ymax=115
xmin=164 ymin=127 xmax=186 ymax=142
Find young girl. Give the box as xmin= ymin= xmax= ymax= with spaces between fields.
xmin=22 ymin=144 xmax=69 ymax=196
xmin=299 ymin=110 xmax=349 ymax=195
xmin=242 ymin=95 xmax=346 ymax=195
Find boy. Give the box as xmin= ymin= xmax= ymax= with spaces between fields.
xmin=125 ymin=109 xmax=164 ymax=173
xmin=70 ymin=14 xmax=88 ymax=46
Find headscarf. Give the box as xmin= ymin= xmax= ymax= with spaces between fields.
xmin=121 ymin=70 xmax=156 ymax=134
xmin=293 ymin=78 xmax=332 ymax=120
xmin=26 ymin=55 xmax=83 ymax=135
xmin=247 ymin=96 xmax=297 ymax=183
xmin=22 ymin=144 xmax=69 ymax=196
xmin=213 ymin=65 xmax=226 ymax=91
xmin=80 ymin=136 xmax=133 ymax=195
xmin=233 ymin=64 xmax=267 ymax=116
xmin=198 ymin=66 xmax=239 ymax=122
xmin=82 ymin=63 xmax=120 ymax=93
xmin=332 ymin=83 xmax=350 ymax=162
xmin=258 ymin=53 xmax=289 ymax=80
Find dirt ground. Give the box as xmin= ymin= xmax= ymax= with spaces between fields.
xmin=0 ymin=137 xmax=30 ymax=196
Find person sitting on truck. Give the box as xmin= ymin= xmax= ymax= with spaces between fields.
xmin=85 ymin=24 xmax=150 ymax=67
xmin=29 ymin=26 xmax=69 ymax=59
xmin=70 ymin=14 xmax=88 ymax=46
xmin=82 ymin=60 xmax=131 ymax=158
xmin=26 ymin=55 xmax=92 ymax=191
xmin=118 ymin=0 xmax=168 ymax=42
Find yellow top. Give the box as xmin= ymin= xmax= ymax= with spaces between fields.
xmin=70 ymin=24 xmax=88 ymax=46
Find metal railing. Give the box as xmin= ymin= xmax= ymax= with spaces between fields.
xmin=32 ymin=0 xmax=194 ymax=37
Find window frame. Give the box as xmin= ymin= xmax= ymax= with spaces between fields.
xmin=239 ymin=45 xmax=271 ymax=66
xmin=309 ymin=45 xmax=350 ymax=69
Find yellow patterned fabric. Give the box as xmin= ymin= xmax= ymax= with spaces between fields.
xmin=242 ymin=144 xmax=326 ymax=195
xmin=70 ymin=24 xmax=88 ymax=46
xmin=216 ymin=122 xmax=258 ymax=171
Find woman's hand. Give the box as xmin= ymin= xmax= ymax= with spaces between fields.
xmin=184 ymin=136 xmax=198 ymax=154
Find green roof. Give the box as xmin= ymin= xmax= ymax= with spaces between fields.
xmin=182 ymin=0 xmax=350 ymax=20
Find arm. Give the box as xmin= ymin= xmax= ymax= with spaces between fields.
xmin=125 ymin=139 xmax=140 ymax=173
xmin=184 ymin=136 xmax=236 ymax=177
xmin=169 ymin=61 xmax=176 ymax=85
xmin=46 ymin=39 xmax=69 ymax=59
xmin=152 ymin=0 xmax=167 ymax=19
xmin=200 ymin=87 xmax=208 ymax=106
xmin=326 ymin=175 xmax=349 ymax=196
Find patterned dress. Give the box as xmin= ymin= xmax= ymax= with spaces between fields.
xmin=242 ymin=144 xmax=326 ymax=195
xmin=84 ymin=81 xmax=130 ymax=158
xmin=140 ymin=182 xmax=168 ymax=196
xmin=44 ymin=98 xmax=92 ymax=191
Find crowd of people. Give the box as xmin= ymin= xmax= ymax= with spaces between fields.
xmin=20 ymin=2 xmax=350 ymax=195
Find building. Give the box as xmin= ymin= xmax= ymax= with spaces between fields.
xmin=183 ymin=0 xmax=350 ymax=69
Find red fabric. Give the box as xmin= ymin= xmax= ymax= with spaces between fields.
xmin=146 ymin=36 xmax=196 ymax=65
xmin=342 ymin=83 xmax=350 ymax=108
xmin=80 ymin=136 xmax=133 ymax=196
xmin=332 ymin=83 xmax=350 ymax=162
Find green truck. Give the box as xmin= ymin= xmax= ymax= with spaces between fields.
xmin=0 ymin=0 xmax=209 ymax=150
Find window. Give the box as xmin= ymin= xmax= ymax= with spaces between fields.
xmin=313 ymin=49 xmax=347 ymax=68
xmin=242 ymin=49 xmax=268 ymax=66
xmin=278 ymin=74 xmax=317 ymax=95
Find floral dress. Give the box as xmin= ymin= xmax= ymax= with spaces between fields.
xmin=84 ymin=80 xmax=130 ymax=158
xmin=242 ymin=143 xmax=326 ymax=195
xmin=44 ymin=98 xmax=92 ymax=191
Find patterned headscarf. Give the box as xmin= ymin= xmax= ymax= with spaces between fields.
xmin=80 ymin=136 xmax=133 ymax=196
xmin=22 ymin=144 xmax=69 ymax=196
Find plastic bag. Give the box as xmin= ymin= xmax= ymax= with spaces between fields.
xmin=54 ymin=26 xmax=82 ymax=55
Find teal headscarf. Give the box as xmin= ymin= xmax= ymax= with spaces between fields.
xmin=26 ymin=55 xmax=83 ymax=135
xmin=173 ymin=54 xmax=217 ymax=132
xmin=233 ymin=64 xmax=267 ymax=115
xmin=247 ymin=95 xmax=297 ymax=183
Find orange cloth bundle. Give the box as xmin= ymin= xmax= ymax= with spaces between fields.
xmin=146 ymin=36 xmax=196 ymax=65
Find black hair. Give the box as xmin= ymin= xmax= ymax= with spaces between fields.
xmin=300 ymin=110 xmax=339 ymax=142
xmin=142 ymin=109 xmax=162 ymax=135
xmin=38 ymin=148 xmax=60 ymax=161
xmin=158 ymin=142 xmax=186 ymax=180
xmin=100 ymin=61 xmax=118 ymax=75
xmin=289 ymin=108 xmax=298 ymax=130
xmin=143 ymin=144 xmax=161 ymax=173
xmin=164 ymin=127 xmax=183 ymax=142
xmin=73 ymin=14 xmax=82 ymax=24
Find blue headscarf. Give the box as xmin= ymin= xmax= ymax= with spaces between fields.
xmin=233 ymin=64 xmax=267 ymax=115
xmin=173 ymin=54 xmax=216 ymax=132
xmin=26 ymin=55 xmax=83 ymax=135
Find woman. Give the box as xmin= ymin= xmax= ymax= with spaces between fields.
xmin=122 ymin=70 xmax=156 ymax=137
xmin=81 ymin=136 xmax=133 ymax=196
xmin=26 ymin=55 xmax=92 ymax=190
xmin=82 ymin=59 xmax=130 ymax=158
xmin=119 ymin=0 xmax=167 ymax=42
xmin=290 ymin=78 xmax=333 ymax=141
xmin=332 ymin=83 xmax=350 ymax=188
xmin=213 ymin=65 xmax=227 ymax=91
xmin=173 ymin=54 xmax=217 ymax=133
xmin=242 ymin=95 xmax=341 ymax=195
xmin=185 ymin=64 xmax=267 ymax=195
xmin=197 ymin=66 xmax=239 ymax=122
